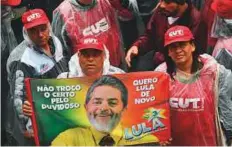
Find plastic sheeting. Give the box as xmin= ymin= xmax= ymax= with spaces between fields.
xmin=211 ymin=15 xmax=232 ymax=72
xmin=211 ymin=15 xmax=232 ymax=38
xmin=52 ymin=0 xmax=132 ymax=68
xmin=1 ymin=5 xmax=19 ymax=145
xmin=7 ymin=40 xmax=30 ymax=145
xmin=155 ymin=54 xmax=232 ymax=146
xmin=215 ymin=48 xmax=232 ymax=71
xmin=1 ymin=6 xmax=18 ymax=54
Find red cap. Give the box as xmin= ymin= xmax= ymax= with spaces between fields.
xmin=22 ymin=9 xmax=49 ymax=29
xmin=77 ymin=37 xmax=104 ymax=51
xmin=164 ymin=25 xmax=194 ymax=47
xmin=211 ymin=0 xmax=232 ymax=19
xmin=1 ymin=0 xmax=21 ymax=6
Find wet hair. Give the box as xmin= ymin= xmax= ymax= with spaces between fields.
xmin=163 ymin=40 xmax=202 ymax=79
xmin=85 ymin=75 xmax=128 ymax=108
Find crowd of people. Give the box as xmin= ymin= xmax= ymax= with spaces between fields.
xmin=1 ymin=0 xmax=232 ymax=146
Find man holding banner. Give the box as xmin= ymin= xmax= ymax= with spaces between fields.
xmin=51 ymin=75 xmax=159 ymax=146
xmin=8 ymin=9 xmax=68 ymax=145
xmin=22 ymin=37 xmax=125 ymax=118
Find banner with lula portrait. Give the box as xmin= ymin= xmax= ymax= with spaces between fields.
xmin=25 ymin=71 xmax=171 ymax=146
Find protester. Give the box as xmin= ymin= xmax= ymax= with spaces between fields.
xmin=52 ymin=0 xmax=133 ymax=70
xmin=10 ymin=0 xmax=64 ymax=43
xmin=58 ymin=37 xmax=125 ymax=78
xmin=210 ymin=0 xmax=232 ymax=71
xmin=155 ymin=25 xmax=232 ymax=146
xmin=126 ymin=0 xmax=204 ymax=70
xmin=1 ymin=1 xmax=20 ymax=102
xmin=22 ymin=37 xmax=124 ymax=135
xmin=1 ymin=0 xmax=21 ymax=145
xmin=210 ymin=1 xmax=232 ymax=141
xmin=7 ymin=9 xmax=68 ymax=145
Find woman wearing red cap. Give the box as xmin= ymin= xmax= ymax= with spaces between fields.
xmin=155 ymin=25 xmax=232 ymax=146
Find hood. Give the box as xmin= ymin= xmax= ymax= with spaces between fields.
xmin=68 ymin=45 xmax=111 ymax=77
xmin=7 ymin=24 xmax=63 ymax=74
xmin=22 ymin=23 xmax=57 ymax=47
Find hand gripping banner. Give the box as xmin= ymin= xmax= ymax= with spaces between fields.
xmin=25 ymin=71 xmax=171 ymax=146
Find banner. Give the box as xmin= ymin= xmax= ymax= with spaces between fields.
xmin=25 ymin=71 xmax=171 ymax=146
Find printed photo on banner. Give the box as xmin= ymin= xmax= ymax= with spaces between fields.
xmin=25 ymin=71 xmax=171 ymax=146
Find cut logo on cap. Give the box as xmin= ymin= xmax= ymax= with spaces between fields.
xmin=168 ymin=30 xmax=184 ymax=37
xmin=27 ymin=13 xmax=41 ymax=22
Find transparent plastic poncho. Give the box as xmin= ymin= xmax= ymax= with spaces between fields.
xmin=155 ymin=54 xmax=232 ymax=146
xmin=52 ymin=0 xmax=132 ymax=68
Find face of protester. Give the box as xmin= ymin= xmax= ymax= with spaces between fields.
xmin=168 ymin=41 xmax=195 ymax=66
xmin=159 ymin=0 xmax=180 ymax=17
xmin=86 ymin=85 xmax=124 ymax=133
xmin=27 ymin=24 xmax=50 ymax=47
xmin=79 ymin=49 xmax=104 ymax=77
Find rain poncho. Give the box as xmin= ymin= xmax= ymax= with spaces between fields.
xmin=213 ymin=37 xmax=232 ymax=71
xmin=155 ymin=54 xmax=232 ymax=146
xmin=52 ymin=0 xmax=132 ymax=68
xmin=6 ymin=24 xmax=68 ymax=145
xmin=1 ymin=5 xmax=19 ymax=145
xmin=58 ymin=47 xmax=125 ymax=78
xmin=211 ymin=16 xmax=232 ymax=39
xmin=1 ymin=6 xmax=18 ymax=55
xmin=211 ymin=16 xmax=232 ymax=70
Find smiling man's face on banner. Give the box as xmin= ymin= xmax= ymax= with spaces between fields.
xmin=86 ymin=85 xmax=124 ymax=133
